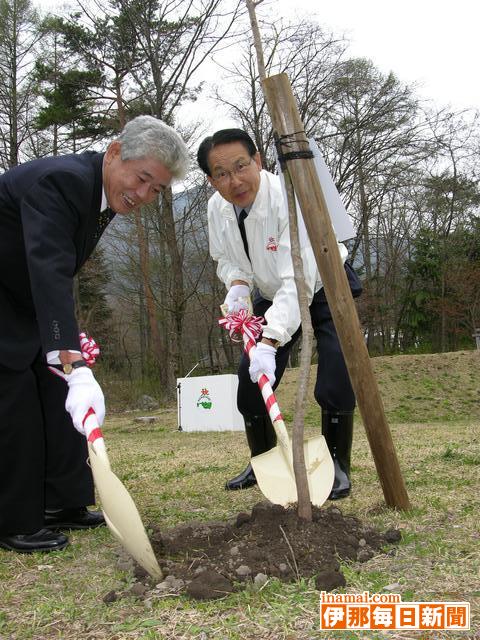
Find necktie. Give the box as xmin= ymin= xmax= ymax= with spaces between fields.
xmin=238 ymin=209 xmax=250 ymax=260
xmin=93 ymin=207 xmax=116 ymax=243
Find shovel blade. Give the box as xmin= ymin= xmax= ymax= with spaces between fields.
xmin=251 ymin=435 xmax=334 ymax=507
xmin=88 ymin=444 xmax=162 ymax=579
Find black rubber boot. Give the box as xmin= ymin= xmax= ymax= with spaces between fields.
xmin=225 ymin=415 xmax=277 ymax=490
xmin=322 ymin=410 xmax=353 ymax=500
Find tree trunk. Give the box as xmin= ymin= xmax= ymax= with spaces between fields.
xmin=285 ymin=171 xmax=313 ymax=522
xmin=161 ymin=188 xmax=185 ymax=383
xmin=9 ymin=1 xmax=19 ymax=167
xmin=133 ymin=208 xmax=166 ymax=383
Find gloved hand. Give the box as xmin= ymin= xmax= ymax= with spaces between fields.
xmin=223 ymin=284 xmax=251 ymax=314
xmin=249 ymin=342 xmax=277 ymax=386
xmin=50 ymin=366 xmax=105 ymax=435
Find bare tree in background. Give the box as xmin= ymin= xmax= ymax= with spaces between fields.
xmin=116 ymin=0 xmax=244 ymax=393
xmin=211 ymin=14 xmax=479 ymax=355
xmin=0 ymin=0 xmax=41 ymax=167
xmin=214 ymin=17 xmax=346 ymax=169
xmin=320 ymin=58 xmax=434 ymax=351
xmin=37 ymin=0 xmax=244 ymax=395
xmin=8 ymin=0 xmax=477 ymax=392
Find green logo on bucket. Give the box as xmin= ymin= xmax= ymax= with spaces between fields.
xmin=197 ymin=387 xmax=212 ymax=409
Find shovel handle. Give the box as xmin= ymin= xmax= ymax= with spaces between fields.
xmin=83 ymin=407 xmax=110 ymax=467
xmin=241 ymin=334 xmax=292 ymax=457
xmin=218 ymin=307 xmax=292 ymax=462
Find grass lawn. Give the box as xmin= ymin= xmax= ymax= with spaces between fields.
xmin=0 ymin=351 xmax=478 ymax=639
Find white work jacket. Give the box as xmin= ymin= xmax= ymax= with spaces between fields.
xmin=208 ymin=170 xmax=348 ymax=346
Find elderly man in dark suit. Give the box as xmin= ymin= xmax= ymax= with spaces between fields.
xmin=0 ymin=115 xmax=189 ymax=553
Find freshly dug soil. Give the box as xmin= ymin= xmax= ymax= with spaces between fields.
xmin=108 ymin=502 xmax=401 ymax=602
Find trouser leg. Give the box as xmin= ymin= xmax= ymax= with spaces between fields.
xmin=33 ymin=357 xmax=94 ymax=509
xmin=225 ymin=414 xmax=277 ymax=490
xmin=226 ymin=296 xmax=297 ymax=490
xmin=310 ymin=286 xmax=356 ymax=499
xmin=0 ymin=355 xmax=95 ymax=535
xmin=244 ymin=415 xmax=277 ymax=456
xmin=0 ymin=363 xmax=45 ymax=534
xmin=229 ymin=264 xmax=360 ymax=498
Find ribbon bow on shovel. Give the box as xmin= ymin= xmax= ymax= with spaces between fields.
xmin=219 ymin=308 xmax=334 ymax=508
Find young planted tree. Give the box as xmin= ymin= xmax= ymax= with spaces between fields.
xmin=245 ymin=0 xmax=323 ymax=520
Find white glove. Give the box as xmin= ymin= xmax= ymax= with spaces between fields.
xmin=249 ymin=342 xmax=277 ymax=386
xmin=64 ymin=367 xmax=105 ymax=435
xmin=223 ymin=284 xmax=251 ymax=314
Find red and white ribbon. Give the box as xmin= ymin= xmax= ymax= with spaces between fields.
xmin=83 ymin=406 xmax=104 ymax=444
xmin=219 ymin=311 xmax=283 ymax=423
xmin=218 ymin=309 xmax=264 ymax=344
xmin=79 ymin=332 xmax=100 ymax=367
xmin=248 ymin=344 xmax=283 ymax=423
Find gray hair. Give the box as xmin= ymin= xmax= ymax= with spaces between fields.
xmin=118 ymin=115 xmax=189 ymax=180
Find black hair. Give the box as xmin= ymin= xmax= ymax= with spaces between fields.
xmin=197 ymin=128 xmax=257 ymax=176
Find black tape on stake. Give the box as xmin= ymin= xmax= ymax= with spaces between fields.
xmin=274 ymin=131 xmax=314 ymax=169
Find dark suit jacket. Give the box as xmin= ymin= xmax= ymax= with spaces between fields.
xmin=0 ymin=151 xmax=114 ymax=369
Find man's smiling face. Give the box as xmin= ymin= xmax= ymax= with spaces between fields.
xmin=207 ymin=141 xmax=262 ymax=208
xmin=103 ymin=141 xmax=173 ymax=214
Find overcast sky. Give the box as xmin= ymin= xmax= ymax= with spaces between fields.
xmin=39 ymin=0 xmax=479 ymax=132
xmin=272 ymin=0 xmax=479 ymax=111
xmin=191 ymin=0 xmax=479 ymax=134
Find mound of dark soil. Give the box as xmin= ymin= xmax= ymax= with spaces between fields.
xmin=108 ymin=502 xmax=400 ymax=602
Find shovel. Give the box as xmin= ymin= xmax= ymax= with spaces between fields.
xmin=83 ymin=408 xmax=163 ymax=579
xmin=220 ymin=309 xmax=334 ymax=507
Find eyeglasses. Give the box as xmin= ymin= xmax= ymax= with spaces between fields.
xmin=211 ymin=158 xmax=254 ymax=184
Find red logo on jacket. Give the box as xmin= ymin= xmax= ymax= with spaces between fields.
xmin=266 ymin=236 xmax=278 ymax=251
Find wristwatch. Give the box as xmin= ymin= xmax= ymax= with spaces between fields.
xmin=263 ymin=338 xmax=279 ymax=348
xmin=52 ymin=360 xmax=88 ymax=375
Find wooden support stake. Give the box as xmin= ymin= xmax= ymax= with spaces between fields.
xmin=247 ymin=0 xmax=314 ymax=519
xmin=263 ymin=73 xmax=411 ymax=510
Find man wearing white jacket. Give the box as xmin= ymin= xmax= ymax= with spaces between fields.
xmin=197 ymin=129 xmax=362 ymax=499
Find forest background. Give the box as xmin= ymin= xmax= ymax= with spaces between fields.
xmin=1 ymin=0 xmax=479 ymax=403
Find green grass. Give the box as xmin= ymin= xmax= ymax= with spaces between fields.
xmin=0 ymin=350 xmax=479 ymax=639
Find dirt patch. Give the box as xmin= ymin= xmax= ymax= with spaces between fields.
xmin=107 ymin=502 xmax=401 ymax=601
